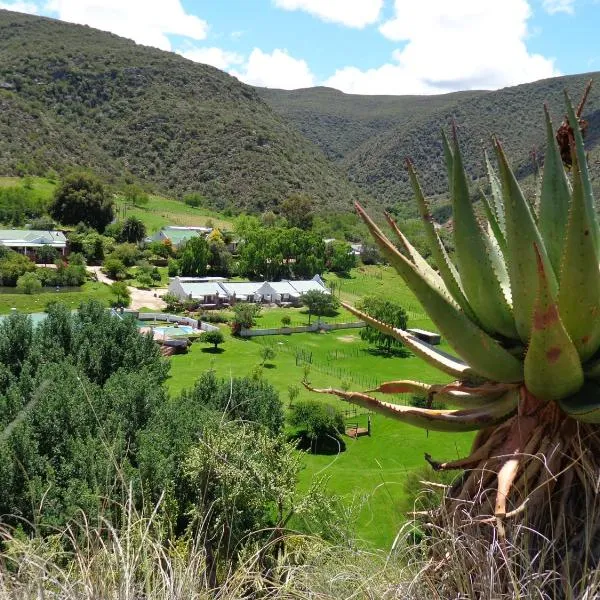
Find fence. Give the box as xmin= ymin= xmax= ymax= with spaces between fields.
xmin=134 ymin=311 xmax=219 ymax=332
xmin=239 ymin=320 xmax=365 ymax=338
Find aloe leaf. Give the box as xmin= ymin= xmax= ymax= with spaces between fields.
xmin=383 ymin=212 xmax=455 ymax=305
xmin=557 ymin=381 xmax=600 ymax=424
xmin=484 ymin=150 xmax=506 ymax=234
xmin=354 ymin=204 xmax=524 ymax=383
xmin=558 ymin=144 xmax=600 ymax=362
xmin=495 ymin=140 xmax=558 ymax=342
xmin=368 ymin=380 xmax=438 ymax=395
xmin=565 ymin=90 xmax=600 ymax=261
xmin=481 ymin=191 xmax=507 ymax=256
xmin=406 ymin=160 xmax=478 ymax=322
xmin=584 ymin=355 xmax=600 ymax=380
xmin=451 ymin=129 xmax=517 ymax=338
xmin=307 ymin=385 xmax=518 ymax=432
xmin=342 ymin=301 xmax=475 ymax=378
xmin=538 ymin=105 xmax=572 ymax=275
xmin=524 ymin=246 xmax=583 ymax=401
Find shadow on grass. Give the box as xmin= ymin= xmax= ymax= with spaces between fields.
xmin=288 ymin=431 xmax=346 ymax=455
xmin=201 ymin=347 xmax=225 ymax=354
xmin=263 ymin=363 xmax=276 ymax=369
xmin=364 ymin=346 xmax=411 ymax=359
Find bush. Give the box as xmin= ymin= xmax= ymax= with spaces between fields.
xmin=281 ymin=315 xmax=292 ymax=327
xmin=110 ymin=281 xmax=131 ymax=307
xmin=103 ymin=257 xmax=127 ymax=280
xmin=199 ymin=311 xmax=230 ymax=324
xmin=0 ymin=251 xmax=35 ymax=286
xmin=288 ymin=401 xmax=346 ymax=453
xmin=16 ymin=272 xmax=42 ymax=294
xmin=198 ymin=329 xmax=225 ymax=350
xmin=231 ymin=303 xmax=261 ymax=334
xmin=167 ymin=258 xmax=180 ymax=277
xmin=183 ymin=192 xmax=205 ymax=208
xmin=135 ymin=272 xmax=153 ymax=289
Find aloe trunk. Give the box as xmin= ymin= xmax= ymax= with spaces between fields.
xmin=308 ymin=82 xmax=600 ymax=592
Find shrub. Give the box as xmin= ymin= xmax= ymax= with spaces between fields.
xmin=183 ymin=192 xmax=205 ymax=207
xmin=103 ymin=257 xmax=127 ymax=280
xmin=231 ymin=303 xmax=261 ymax=334
xmin=110 ymin=281 xmax=131 ymax=307
xmin=16 ymin=272 xmax=42 ymax=294
xmin=198 ymin=329 xmax=225 ymax=350
xmin=281 ymin=315 xmax=292 ymax=327
xmin=288 ymin=401 xmax=345 ymax=453
xmin=167 ymin=258 xmax=180 ymax=277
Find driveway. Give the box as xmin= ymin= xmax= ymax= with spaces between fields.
xmin=86 ymin=266 xmax=167 ymax=311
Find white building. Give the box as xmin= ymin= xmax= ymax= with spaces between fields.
xmin=0 ymin=230 xmax=67 ymax=256
xmin=168 ymin=277 xmax=229 ymax=307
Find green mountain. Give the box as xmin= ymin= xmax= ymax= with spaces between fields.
xmin=259 ymin=74 xmax=600 ymax=209
xmin=0 ymin=9 xmax=370 ymax=214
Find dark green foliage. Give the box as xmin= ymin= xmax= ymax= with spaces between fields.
xmin=280 ymin=194 xmax=314 ymax=230
xmin=36 ymin=244 xmax=58 ymax=265
xmin=178 ymin=236 xmax=209 ymax=277
xmin=325 ymin=241 xmax=356 ymax=274
xmin=122 ymin=183 xmax=149 ymax=207
xmin=67 ymin=230 xmax=112 ymax=264
xmin=103 ymin=257 xmax=126 ymax=280
xmin=119 ymin=216 xmax=146 ymax=243
xmin=231 ymin=302 xmax=261 ymax=334
xmin=358 ymin=296 xmax=408 ymax=352
xmin=16 ymin=272 xmax=41 ymax=294
xmin=198 ymin=329 xmax=224 ymax=350
xmin=359 ymin=244 xmax=382 ymax=265
xmin=301 ymin=289 xmax=339 ymax=325
xmin=108 ymin=242 xmax=140 ymax=266
xmin=0 ymin=11 xmax=366 ymax=214
xmin=49 ymin=172 xmax=114 ymax=232
xmin=0 ymin=251 xmax=35 ymax=286
xmin=288 ymin=400 xmax=346 ymax=453
xmin=207 ymin=237 xmax=232 ymax=277
xmin=183 ymin=192 xmax=205 ymax=208
xmin=110 ymin=281 xmax=131 ymax=307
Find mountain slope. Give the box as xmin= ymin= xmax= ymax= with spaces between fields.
xmin=259 ymin=74 xmax=600 ymax=208
xmin=0 ymin=10 xmax=369 ymax=213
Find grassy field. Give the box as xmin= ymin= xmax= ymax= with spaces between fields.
xmin=167 ymin=266 xmax=473 ymax=549
xmin=0 ymin=281 xmax=114 ymax=313
xmin=115 ymin=196 xmax=234 ymax=233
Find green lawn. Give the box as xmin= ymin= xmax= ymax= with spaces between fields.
xmin=254 ymin=305 xmax=360 ymax=329
xmin=0 ymin=281 xmax=113 ymax=313
xmin=115 ymin=195 xmax=234 ymax=234
xmin=167 ymin=319 xmax=473 ymax=549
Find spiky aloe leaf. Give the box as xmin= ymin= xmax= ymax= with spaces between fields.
xmin=538 ymin=105 xmax=572 ymax=275
xmin=524 ymin=247 xmax=583 ymax=401
xmin=406 ymin=160 xmax=478 ymax=322
xmin=384 ymin=212 xmax=455 ymax=305
xmin=354 ymin=204 xmax=524 ymax=383
xmin=368 ymin=380 xmax=440 ymax=395
xmin=342 ymin=301 xmax=475 ymax=379
xmin=558 ymin=142 xmax=600 ymax=362
xmin=484 ymin=150 xmax=506 ymax=234
xmin=306 ymin=385 xmax=519 ymax=432
xmin=495 ymin=140 xmax=558 ymax=342
xmin=557 ymin=381 xmax=600 ymax=423
xmin=481 ymin=191 xmax=507 ymax=256
xmin=565 ymin=90 xmax=600 ymax=261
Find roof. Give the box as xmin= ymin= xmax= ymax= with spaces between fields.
xmin=159 ymin=229 xmax=202 ymax=244
xmin=257 ymin=281 xmax=300 ymax=297
xmin=219 ymin=281 xmax=263 ymax=298
xmin=0 ymin=230 xmax=67 ymax=247
xmin=288 ymin=279 xmax=329 ymax=294
xmin=179 ymin=281 xmax=228 ymax=299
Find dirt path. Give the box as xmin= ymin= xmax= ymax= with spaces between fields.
xmin=86 ymin=266 xmax=167 ymax=311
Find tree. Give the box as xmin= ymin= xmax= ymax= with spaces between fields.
xmin=288 ymin=401 xmax=345 ymax=453
xmin=326 ymin=241 xmax=356 ymax=274
xmin=231 ymin=303 xmax=261 ymax=334
xmin=359 ymin=244 xmax=381 ymax=265
xmin=183 ymin=192 xmax=205 ymax=208
xmin=287 ymin=383 xmax=300 ymax=408
xmin=199 ymin=329 xmax=224 ymax=350
xmin=16 ymin=272 xmax=42 ymax=294
xmin=122 ymin=184 xmax=149 ymax=207
xmin=103 ymin=257 xmax=127 ymax=280
xmin=281 ymin=315 xmax=291 ymax=327
xmin=301 ymin=289 xmax=339 ymax=325
xmin=49 ymin=172 xmax=114 ymax=232
xmin=110 ymin=281 xmax=130 ymax=307
xmin=358 ymin=296 xmax=408 ymax=352
xmin=36 ymin=244 xmax=59 ymax=266
xmin=260 ymin=344 xmax=276 ymax=366
xmin=0 ymin=251 xmax=35 ymax=286
xmin=280 ymin=194 xmax=314 ymax=230
xmin=178 ymin=236 xmax=209 ymax=277
xmin=119 ymin=216 xmax=146 ymax=243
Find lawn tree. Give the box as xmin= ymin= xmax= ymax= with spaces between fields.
xmin=287 ymin=383 xmax=300 ymax=407
xmin=301 ymin=289 xmax=339 ymax=325
xmin=178 ymin=236 xmax=209 ymax=277
xmin=358 ymin=296 xmax=408 ymax=353
xmin=231 ymin=302 xmax=261 ymax=335
xmin=199 ymin=329 xmax=225 ymax=350
xmin=110 ymin=281 xmax=130 ymax=307
xmin=260 ymin=344 xmax=276 ymax=366
xmin=119 ymin=216 xmax=147 ymax=243
xmin=49 ymin=172 xmax=114 ymax=232
xmin=281 ymin=314 xmax=292 ymax=327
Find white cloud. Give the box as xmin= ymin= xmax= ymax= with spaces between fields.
xmin=324 ymin=0 xmax=559 ymax=94
xmin=177 ymin=46 xmax=244 ymax=71
xmin=542 ymin=0 xmax=575 ymax=14
xmin=230 ymin=48 xmax=315 ymax=89
xmin=273 ymin=0 xmax=383 ymax=28
xmin=0 ymin=1 xmax=39 ymax=13
xmin=44 ymin=0 xmax=208 ymax=51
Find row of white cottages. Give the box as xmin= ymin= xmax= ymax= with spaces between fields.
xmin=168 ymin=275 xmax=329 ymax=308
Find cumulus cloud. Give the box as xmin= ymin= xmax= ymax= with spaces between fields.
xmin=273 ymin=0 xmax=383 ymax=28
xmin=325 ymin=0 xmax=559 ymax=95
xmin=230 ymin=48 xmax=315 ymax=89
xmin=542 ymin=0 xmax=575 ymax=14
xmin=0 ymin=1 xmax=39 ymax=13
xmin=177 ymin=46 xmax=244 ymax=71
xmin=44 ymin=0 xmax=208 ymax=51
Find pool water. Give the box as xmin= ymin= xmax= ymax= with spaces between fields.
xmin=152 ymin=325 xmax=195 ymax=337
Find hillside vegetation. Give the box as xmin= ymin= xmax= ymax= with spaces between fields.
xmin=0 ymin=10 xmax=369 ymax=214
xmin=259 ymin=73 xmax=600 ymax=208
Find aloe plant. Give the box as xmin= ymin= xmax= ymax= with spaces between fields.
xmin=308 ymin=85 xmax=600 ymax=570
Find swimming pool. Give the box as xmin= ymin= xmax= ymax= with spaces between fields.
xmin=152 ymin=325 xmax=195 ymax=337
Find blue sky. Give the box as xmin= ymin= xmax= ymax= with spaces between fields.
xmin=0 ymin=0 xmax=598 ymax=94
